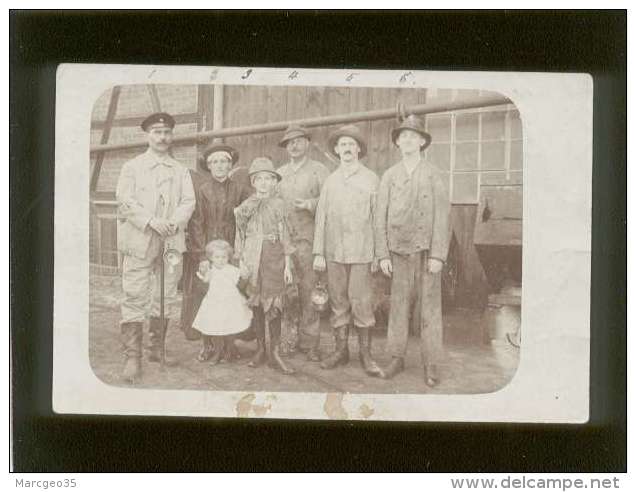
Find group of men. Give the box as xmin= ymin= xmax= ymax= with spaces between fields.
xmin=115 ymin=108 xmax=450 ymax=387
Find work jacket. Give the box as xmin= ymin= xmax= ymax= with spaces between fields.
xmin=116 ymin=149 xmax=195 ymax=259
xmin=313 ymin=162 xmax=379 ymax=264
xmin=374 ymin=158 xmax=450 ymax=262
xmin=189 ymin=174 xmax=251 ymax=261
xmin=276 ymin=158 xmax=330 ymax=243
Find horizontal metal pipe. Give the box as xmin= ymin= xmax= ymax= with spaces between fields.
xmin=89 ymin=94 xmax=511 ymax=154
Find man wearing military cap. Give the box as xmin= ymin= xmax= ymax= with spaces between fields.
xmin=313 ymin=124 xmax=384 ymax=378
xmin=276 ymin=124 xmax=330 ymax=361
xmin=188 ymin=141 xmax=251 ymax=362
xmin=116 ymin=111 xmax=195 ymax=383
xmin=374 ymin=114 xmax=450 ymax=385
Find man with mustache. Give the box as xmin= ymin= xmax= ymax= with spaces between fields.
xmin=375 ymin=115 xmax=450 ymax=385
xmin=116 ymin=112 xmax=195 ymax=383
xmin=312 ymin=125 xmax=384 ymax=378
xmin=276 ymin=125 xmax=330 ymax=361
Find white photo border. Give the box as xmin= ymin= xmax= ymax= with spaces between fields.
xmin=53 ymin=64 xmax=592 ymax=422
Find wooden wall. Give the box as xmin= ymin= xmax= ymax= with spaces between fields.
xmin=219 ymin=85 xmax=427 ymax=176
xmin=90 ymin=84 xmax=495 ymax=307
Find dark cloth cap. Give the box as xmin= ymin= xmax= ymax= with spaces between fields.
xmin=140 ymin=112 xmax=176 ymax=132
xmin=391 ymin=114 xmax=432 ymax=150
xmin=248 ymin=157 xmax=282 ymax=182
xmin=328 ymin=124 xmax=368 ymax=159
xmin=278 ymin=124 xmax=312 ymax=147
xmin=198 ymin=142 xmax=240 ymax=172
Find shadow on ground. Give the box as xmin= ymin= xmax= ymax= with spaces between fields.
xmin=89 ymin=274 xmax=519 ymax=394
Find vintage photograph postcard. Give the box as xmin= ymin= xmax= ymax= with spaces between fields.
xmin=52 ymin=64 xmax=592 ymax=422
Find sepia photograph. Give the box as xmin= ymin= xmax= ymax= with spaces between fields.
xmin=12 ymin=9 xmax=625 ymax=474
xmin=52 ymin=64 xmax=591 ymax=422
xmin=87 ymin=83 xmax=522 ymax=396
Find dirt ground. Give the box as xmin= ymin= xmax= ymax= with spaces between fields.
xmin=90 ymin=274 xmax=519 ymax=395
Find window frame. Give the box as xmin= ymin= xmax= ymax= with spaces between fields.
xmin=424 ymin=89 xmax=523 ymax=205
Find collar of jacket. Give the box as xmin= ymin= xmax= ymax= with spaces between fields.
xmin=396 ymin=156 xmax=426 ymax=184
xmin=286 ymin=156 xmax=309 ymax=174
xmin=338 ymin=161 xmax=362 ymax=179
xmin=143 ymin=149 xmax=177 ymax=169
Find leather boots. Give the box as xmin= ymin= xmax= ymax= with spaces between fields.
xmin=268 ymin=318 xmax=295 ymax=375
xmin=320 ymin=325 xmax=350 ymax=369
xmin=121 ymin=321 xmax=143 ymax=383
xmin=356 ymin=327 xmax=385 ymax=378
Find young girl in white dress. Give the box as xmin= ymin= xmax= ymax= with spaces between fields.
xmin=193 ymin=239 xmax=253 ymax=365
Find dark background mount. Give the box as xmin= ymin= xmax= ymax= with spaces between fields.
xmin=10 ymin=10 xmax=626 ymax=472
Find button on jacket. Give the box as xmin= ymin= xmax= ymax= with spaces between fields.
xmin=313 ymin=163 xmax=379 ymax=264
xmin=374 ymin=159 xmax=450 ymax=262
xmin=116 ymin=149 xmax=195 ymax=259
xmin=276 ymin=158 xmax=330 ymax=243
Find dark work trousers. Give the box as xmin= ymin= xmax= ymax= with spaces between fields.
xmin=294 ymin=239 xmax=321 ymax=350
xmin=179 ymin=251 xmax=207 ymax=332
xmin=326 ymin=261 xmax=375 ymax=329
xmin=386 ymin=250 xmax=443 ymax=365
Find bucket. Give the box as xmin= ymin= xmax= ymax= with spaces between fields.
xmin=482 ymin=303 xmax=521 ymax=344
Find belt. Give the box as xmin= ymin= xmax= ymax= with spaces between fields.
xmin=247 ymin=233 xmax=279 ymax=242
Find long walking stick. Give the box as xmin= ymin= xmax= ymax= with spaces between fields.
xmin=159 ymin=238 xmax=166 ymax=371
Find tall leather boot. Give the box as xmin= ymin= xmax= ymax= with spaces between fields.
xmin=148 ymin=317 xmax=178 ymax=366
xmin=320 ymin=325 xmax=350 ymax=370
xmin=248 ymin=310 xmax=267 ymax=368
xmin=357 ymin=327 xmax=385 ymax=378
xmin=121 ymin=321 xmax=143 ymax=383
xmin=268 ymin=317 xmax=295 ymax=375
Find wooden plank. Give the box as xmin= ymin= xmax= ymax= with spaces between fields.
xmin=195 ymin=84 xmax=209 ymax=157
xmin=249 ymin=85 xmax=270 ymax=160
xmin=286 ymin=85 xmax=307 ymax=120
xmin=368 ymin=88 xmax=396 ymax=176
xmin=90 ymin=86 xmax=121 ymax=192
xmin=91 ymin=112 xmax=199 ymax=129
xmin=147 ymin=84 xmax=162 ymax=112
xmin=196 ymin=85 xmax=207 ymax=132
xmin=349 ymin=87 xmax=373 ymax=171
xmin=304 ymin=85 xmax=335 ymax=169
xmin=223 ymin=85 xmax=249 ymax=168
xmin=395 ymin=87 xmax=422 ymax=108
xmin=264 ymin=85 xmax=288 ymax=166
xmin=449 ymin=205 xmax=489 ymax=308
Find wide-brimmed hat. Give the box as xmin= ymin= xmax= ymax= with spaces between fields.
xmin=328 ymin=124 xmax=367 ymax=159
xmin=391 ymin=114 xmax=432 ymax=150
xmin=248 ymin=157 xmax=282 ymax=182
xmin=278 ymin=124 xmax=311 ymax=148
xmin=198 ymin=142 xmax=240 ymax=172
xmin=141 ymin=112 xmax=176 ymax=132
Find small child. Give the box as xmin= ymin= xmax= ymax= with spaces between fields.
xmin=192 ymin=239 xmax=253 ymax=365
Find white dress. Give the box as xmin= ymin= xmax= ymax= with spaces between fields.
xmin=192 ymin=264 xmax=253 ymax=336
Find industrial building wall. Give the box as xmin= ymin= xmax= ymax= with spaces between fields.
xmin=90 ymin=84 xmax=522 ymax=306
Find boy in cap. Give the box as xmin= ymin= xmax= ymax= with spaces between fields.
xmin=276 ymin=124 xmax=330 ymax=361
xmin=313 ymin=125 xmax=384 ymax=378
xmin=234 ymin=157 xmax=296 ymax=375
xmin=375 ymin=114 xmax=450 ymax=385
xmin=116 ymin=112 xmax=195 ymax=383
